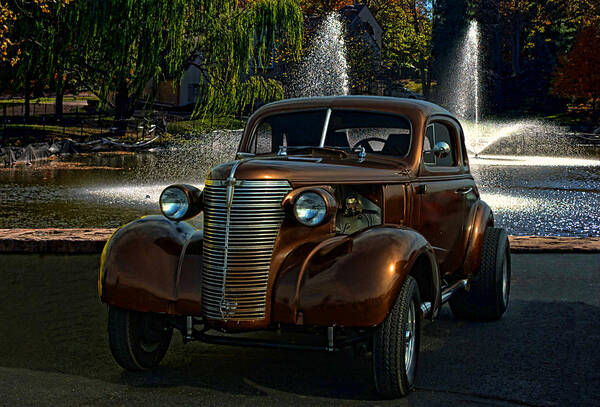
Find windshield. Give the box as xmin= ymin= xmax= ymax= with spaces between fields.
xmin=248 ymin=109 xmax=412 ymax=158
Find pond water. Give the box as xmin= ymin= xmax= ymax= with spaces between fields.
xmin=1 ymin=151 xmax=600 ymax=236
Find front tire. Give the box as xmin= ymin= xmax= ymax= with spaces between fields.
xmin=373 ymin=275 xmax=421 ymax=398
xmin=450 ymin=227 xmax=511 ymax=320
xmin=108 ymin=306 xmax=172 ymax=371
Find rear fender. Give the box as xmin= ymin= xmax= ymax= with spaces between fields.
xmin=272 ymin=225 xmax=439 ymax=327
xmin=99 ymin=215 xmax=203 ymax=315
xmin=463 ymin=200 xmax=494 ymax=276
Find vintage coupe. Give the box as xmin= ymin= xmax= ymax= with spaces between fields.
xmin=99 ymin=96 xmax=510 ymax=398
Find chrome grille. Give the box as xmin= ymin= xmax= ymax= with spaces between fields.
xmin=202 ymin=179 xmax=292 ymax=321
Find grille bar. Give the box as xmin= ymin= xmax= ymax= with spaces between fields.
xmin=202 ymin=179 xmax=291 ymax=321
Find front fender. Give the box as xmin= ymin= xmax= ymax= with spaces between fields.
xmin=99 ymin=215 xmax=203 ymax=315
xmin=272 ymin=225 xmax=438 ymax=327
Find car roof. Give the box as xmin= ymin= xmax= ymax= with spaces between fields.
xmin=252 ymin=95 xmax=453 ymax=119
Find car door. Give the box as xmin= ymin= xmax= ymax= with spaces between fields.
xmin=414 ymin=119 xmax=475 ymax=275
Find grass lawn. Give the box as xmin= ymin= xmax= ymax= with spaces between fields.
xmin=0 ymin=96 xmax=99 ymax=105
xmin=167 ymin=116 xmax=245 ymax=135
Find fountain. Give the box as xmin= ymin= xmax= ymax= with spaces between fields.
xmin=287 ymin=13 xmax=349 ymax=98
xmin=449 ymin=21 xmax=481 ymax=154
xmin=443 ymin=21 xmax=593 ymax=158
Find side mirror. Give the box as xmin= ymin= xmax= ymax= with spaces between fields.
xmin=424 ymin=141 xmax=451 ymax=159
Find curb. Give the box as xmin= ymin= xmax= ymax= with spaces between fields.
xmin=0 ymin=229 xmax=114 ymax=254
xmin=0 ymin=229 xmax=599 ymax=254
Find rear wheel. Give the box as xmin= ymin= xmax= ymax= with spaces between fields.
xmin=108 ymin=306 xmax=172 ymax=370
xmin=450 ymin=227 xmax=511 ymax=320
xmin=373 ymin=276 xmax=421 ymax=398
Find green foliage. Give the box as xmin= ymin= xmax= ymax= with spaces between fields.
xmin=185 ymin=0 xmax=303 ymax=118
xmin=65 ymin=0 xmax=190 ymax=118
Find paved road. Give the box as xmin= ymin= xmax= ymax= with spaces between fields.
xmin=0 ymin=253 xmax=598 ymax=406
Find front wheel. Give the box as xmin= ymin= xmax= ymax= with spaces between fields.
xmin=108 ymin=306 xmax=172 ymax=371
xmin=373 ymin=275 xmax=421 ymax=398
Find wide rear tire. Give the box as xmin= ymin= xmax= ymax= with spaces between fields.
xmin=450 ymin=227 xmax=511 ymax=320
xmin=108 ymin=306 xmax=172 ymax=371
xmin=373 ymin=275 xmax=421 ymax=398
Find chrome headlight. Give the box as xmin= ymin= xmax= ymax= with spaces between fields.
xmin=159 ymin=184 xmax=203 ymax=221
xmin=294 ymin=191 xmax=327 ymax=226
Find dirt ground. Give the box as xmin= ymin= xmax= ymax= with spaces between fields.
xmin=0 ymin=253 xmax=598 ymax=406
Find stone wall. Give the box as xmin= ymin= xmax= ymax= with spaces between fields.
xmin=0 ymin=229 xmax=599 ymax=254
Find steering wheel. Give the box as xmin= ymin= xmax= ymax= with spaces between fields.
xmin=352 ymin=137 xmax=388 ymax=153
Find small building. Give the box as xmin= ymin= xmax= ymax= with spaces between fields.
xmin=340 ymin=4 xmax=383 ymax=53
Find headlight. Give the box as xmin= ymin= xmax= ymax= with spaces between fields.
xmin=294 ymin=191 xmax=327 ymax=226
xmin=159 ymin=184 xmax=203 ymax=221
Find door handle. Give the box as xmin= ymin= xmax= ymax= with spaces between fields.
xmin=456 ymin=187 xmax=473 ymax=195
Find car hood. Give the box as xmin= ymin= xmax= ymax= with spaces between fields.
xmin=208 ymin=153 xmax=410 ymax=185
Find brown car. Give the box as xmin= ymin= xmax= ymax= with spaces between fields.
xmin=99 ymin=96 xmax=510 ymax=398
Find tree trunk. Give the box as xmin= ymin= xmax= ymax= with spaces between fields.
xmin=512 ymin=1 xmax=521 ymax=77
xmin=494 ymin=26 xmax=503 ymax=110
xmin=24 ymin=80 xmax=31 ymax=121
xmin=114 ymin=80 xmax=130 ymax=136
xmin=420 ymin=58 xmax=430 ymax=99
xmin=115 ymin=80 xmax=131 ymax=120
xmin=55 ymin=82 xmax=64 ymax=120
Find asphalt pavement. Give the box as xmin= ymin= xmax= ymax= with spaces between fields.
xmin=0 ymin=253 xmax=598 ymax=406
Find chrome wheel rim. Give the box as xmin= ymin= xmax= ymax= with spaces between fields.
xmin=501 ymin=255 xmax=509 ymax=307
xmin=404 ymin=301 xmax=416 ymax=381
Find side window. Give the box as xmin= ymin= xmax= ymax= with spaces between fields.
xmin=423 ymin=125 xmax=435 ymax=165
xmin=423 ymin=122 xmax=457 ymax=167
xmin=434 ymin=123 xmax=456 ymax=166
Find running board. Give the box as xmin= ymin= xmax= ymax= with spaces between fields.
xmin=420 ymin=279 xmax=468 ymax=317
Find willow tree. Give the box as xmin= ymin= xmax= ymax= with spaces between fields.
xmin=184 ymin=0 xmax=303 ymax=117
xmin=70 ymin=0 xmax=302 ymax=120
xmin=65 ymin=0 xmax=190 ymax=120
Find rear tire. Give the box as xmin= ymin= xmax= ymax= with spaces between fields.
xmin=108 ymin=306 xmax=172 ymax=371
xmin=450 ymin=227 xmax=511 ymax=320
xmin=373 ymin=276 xmax=421 ymax=398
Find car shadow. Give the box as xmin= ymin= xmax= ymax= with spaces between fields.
xmin=112 ymin=300 xmax=599 ymax=404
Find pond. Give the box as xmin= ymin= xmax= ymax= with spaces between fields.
xmin=1 ymin=151 xmax=599 ymax=237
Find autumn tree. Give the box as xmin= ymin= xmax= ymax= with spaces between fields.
xmin=298 ymin=0 xmax=354 ymax=14
xmin=368 ymin=0 xmax=434 ymax=98
xmin=552 ymin=25 xmax=600 ymax=118
xmin=0 ymin=0 xmax=72 ymax=118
